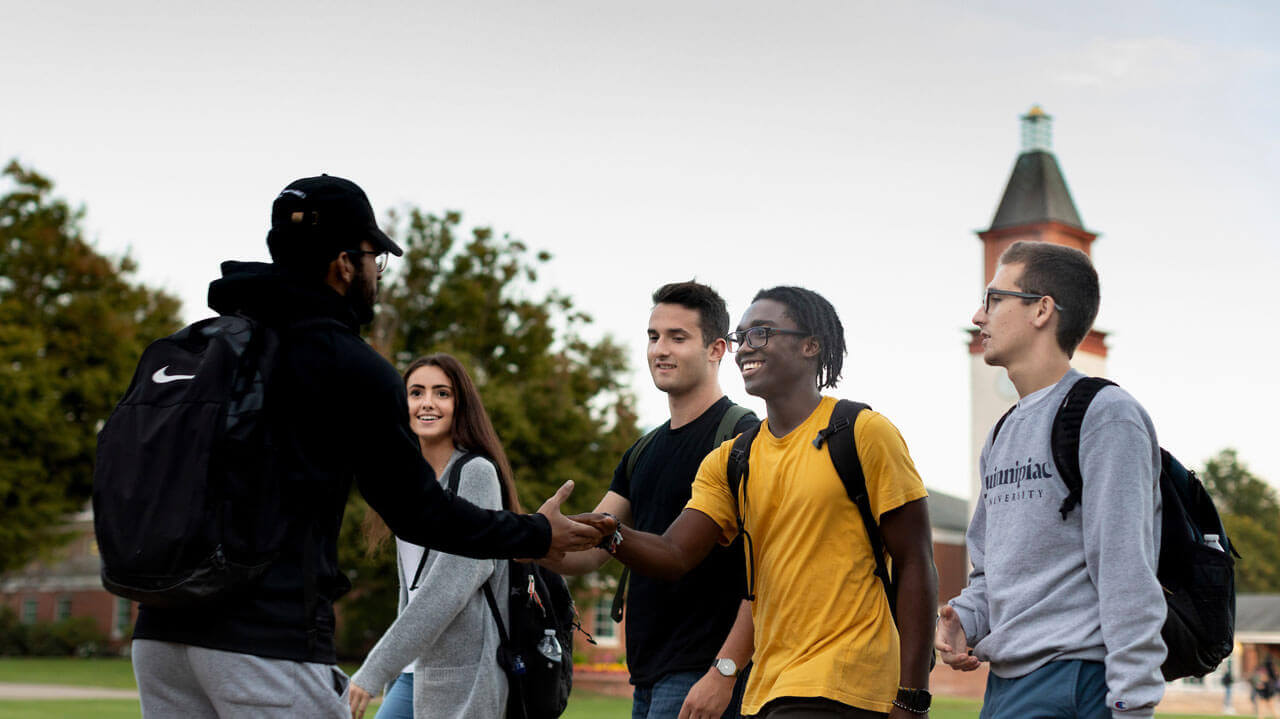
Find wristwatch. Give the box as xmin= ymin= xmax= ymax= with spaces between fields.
xmin=596 ymin=512 xmax=624 ymax=554
xmin=713 ymin=658 xmax=738 ymax=678
xmin=893 ymin=687 xmax=931 ymax=714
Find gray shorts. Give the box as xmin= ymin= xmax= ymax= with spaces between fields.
xmin=133 ymin=639 xmax=349 ymax=718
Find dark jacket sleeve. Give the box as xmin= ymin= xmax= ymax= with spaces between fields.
xmin=353 ymin=353 xmax=551 ymax=559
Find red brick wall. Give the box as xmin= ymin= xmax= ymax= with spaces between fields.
xmin=933 ymin=541 xmax=968 ymax=606
xmin=929 ymin=660 xmax=989 ymax=698
xmin=978 ymin=222 xmax=1098 ymax=287
xmin=1 ymin=589 xmax=137 ymax=649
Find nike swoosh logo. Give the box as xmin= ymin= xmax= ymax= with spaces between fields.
xmin=152 ymin=366 xmax=197 ymax=384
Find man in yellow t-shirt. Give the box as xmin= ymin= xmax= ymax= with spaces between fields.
xmin=608 ymin=286 xmax=937 ymax=719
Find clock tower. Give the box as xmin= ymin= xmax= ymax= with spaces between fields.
xmin=969 ymin=107 xmax=1109 ymax=502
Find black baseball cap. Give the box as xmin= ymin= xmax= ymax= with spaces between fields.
xmin=267 ymin=175 xmax=403 ymax=261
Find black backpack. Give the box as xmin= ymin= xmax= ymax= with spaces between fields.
xmin=609 ymin=403 xmax=755 ymax=622
xmin=726 ymin=400 xmax=895 ymax=609
xmin=427 ymin=452 xmax=588 ymax=719
xmin=991 ymin=376 xmax=1237 ymax=680
xmin=93 ymin=315 xmax=295 ymax=607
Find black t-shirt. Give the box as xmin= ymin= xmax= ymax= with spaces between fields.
xmin=608 ymin=396 xmax=758 ymax=687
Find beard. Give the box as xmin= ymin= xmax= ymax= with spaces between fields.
xmin=347 ymin=265 xmax=378 ymax=325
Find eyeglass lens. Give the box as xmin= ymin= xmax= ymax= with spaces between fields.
xmin=728 ymin=327 xmax=769 ymax=351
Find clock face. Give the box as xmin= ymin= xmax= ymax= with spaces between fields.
xmin=994 ymin=372 xmax=1018 ymax=401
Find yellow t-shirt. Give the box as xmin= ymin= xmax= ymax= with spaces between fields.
xmin=686 ymin=396 xmax=928 ymax=715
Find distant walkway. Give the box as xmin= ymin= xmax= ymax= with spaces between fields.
xmin=0 ymin=682 xmax=138 ymax=700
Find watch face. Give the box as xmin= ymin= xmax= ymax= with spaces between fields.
xmin=715 ymin=658 xmax=737 ymax=677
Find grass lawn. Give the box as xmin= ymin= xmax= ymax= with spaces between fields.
xmin=0 ymin=657 xmax=138 ymax=689
xmin=0 ymin=699 xmax=143 ymax=718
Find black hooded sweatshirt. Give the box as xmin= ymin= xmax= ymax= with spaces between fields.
xmin=132 ymin=261 xmax=550 ymax=663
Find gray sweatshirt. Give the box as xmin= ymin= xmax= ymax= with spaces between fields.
xmin=949 ymin=369 xmax=1166 ymax=718
xmin=352 ymin=450 xmax=510 ymax=719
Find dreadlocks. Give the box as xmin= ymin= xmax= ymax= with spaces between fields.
xmin=752 ymin=286 xmax=845 ymax=390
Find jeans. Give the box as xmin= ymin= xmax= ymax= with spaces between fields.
xmin=633 ymin=670 xmax=704 ymax=719
xmin=374 ymin=672 xmax=414 ymax=719
xmin=981 ymin=659 xmax=1109 ymax=719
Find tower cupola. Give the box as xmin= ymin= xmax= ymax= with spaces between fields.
xmin=1021 ymin=105 xmax=1053 ymax=152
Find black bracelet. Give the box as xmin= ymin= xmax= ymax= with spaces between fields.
xmin=596 ymin=512 xmax=623 ymax=554
xmin=892 ymin=699 xmax=929 ymax=715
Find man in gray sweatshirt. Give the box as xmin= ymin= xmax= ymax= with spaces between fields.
xmin=937 ymin=241 xmax=1166 ymax=719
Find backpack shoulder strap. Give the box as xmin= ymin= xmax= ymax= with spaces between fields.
xmin=1050 ymin=377 xmax=1116 ymax=520
xmin=727 ymin=423 xmax=762 ymax=514
xmin=445 ymin=451 xmax=482 ymax=494
xmin=727 ymin=423 xmax=762 ymax=498
xmin=610 ymin=429 xmax=660 ymax=623
xmin=467 ymin=454 xmax=514 ymax=671
xmin=726 ymin=423 xmax=762 ymax=600
xmin=409 ymin=452 xmax=481 ymax=591
xmin=715 ymin=404 xmax=755 ymax=445
xmin=991 ymin=404 xmax=1016 ymax=443
xmin=624 ymin=427 xmax=662 ymax=484
xmin=480 ymin=581 xmax=512 ymax=663
xmin=813 ymin=400 xmax=892 ymax=606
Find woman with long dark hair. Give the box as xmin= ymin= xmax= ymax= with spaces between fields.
xmin=349 ymin=354 xmax=519 ymax=719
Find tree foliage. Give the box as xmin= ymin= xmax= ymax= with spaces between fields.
xmin=0 ymin=161 xmax=182 ymax=572
xmin=336 ymin=208 xmax=639 ymax=657
xmin=1200 ymin=448 xmax=1280 ymax=593
xmin=371 ymin=208 xmax=639 ymax=513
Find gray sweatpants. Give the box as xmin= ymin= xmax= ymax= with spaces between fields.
xmin=133 ymin=639 xmax=349 ymax=718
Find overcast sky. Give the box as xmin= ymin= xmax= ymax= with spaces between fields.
xmin=3 ymin=0 xmax=1277 ymax=500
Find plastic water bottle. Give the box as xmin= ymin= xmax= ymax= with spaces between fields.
xmin=1204 ymin=534 xmax=1223 ymax=552
xmin=536 ymin=629 xmax=562 ymax=664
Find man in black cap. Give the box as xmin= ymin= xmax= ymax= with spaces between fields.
xmin=130 ymin=175 xmax=612 ymax=718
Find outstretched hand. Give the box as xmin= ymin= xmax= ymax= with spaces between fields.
xmin=537 ymin=481 xmax=608 ymax=560
xmin=567 ymin=512 xmax=620 ymax=536
xmin=348 ymin=682 xmax=375 ymax=719
xmin=936 ymin=605 xmax=981 ymax=671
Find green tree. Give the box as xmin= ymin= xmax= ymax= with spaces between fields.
xmin=1200 ymin=448 xmax=1280 ymax=592
xmin=0 ymin=161 xmax=182 ymax=572
xmin=372 ymin=207 xmax=639 ymax=513
xmin=335 ymin=208 xmax=639 ymax=657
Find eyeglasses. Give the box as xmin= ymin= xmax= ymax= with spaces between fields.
xmin=983 ymin=288 xmax=1065 ymax=314
xmin=346 ymin=249 xmax=389 ymax=272
xmin=726 ymin=326 xmax=809 ymax=352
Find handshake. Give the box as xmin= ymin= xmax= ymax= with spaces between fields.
xmin=534 ymin=480 xmax=621 ymax=560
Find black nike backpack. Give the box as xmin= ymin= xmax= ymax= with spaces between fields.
xmin=992 ymin=376 xmax=1237 ymax=680
xmin=93 ymin=314 xmax=311 ymax=607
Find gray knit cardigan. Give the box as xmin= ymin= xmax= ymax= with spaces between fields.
xmin=351 ymin=450 xmax=510 ymax=718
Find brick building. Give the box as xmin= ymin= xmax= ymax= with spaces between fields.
xmin=0 ymin=508 xmax=137 ymax=652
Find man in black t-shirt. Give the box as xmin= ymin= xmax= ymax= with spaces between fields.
xmin=543 ymin=281 xmax=757 ymax=719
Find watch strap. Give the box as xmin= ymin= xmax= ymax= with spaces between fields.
xmin=893 ymin=687 xmax=931 ymax=714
